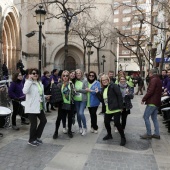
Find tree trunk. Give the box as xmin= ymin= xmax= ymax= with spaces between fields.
xmin=64 ymin=23 xmax=69 ymax=69
xmin=97 ymin=48 xmax=100 ymax=74
xmin=83 ymin=46 xmax=86 ymax=72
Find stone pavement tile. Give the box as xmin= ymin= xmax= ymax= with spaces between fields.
xmin=44 ymin=152 xmax=88 ymax=170
xmin=155 ymin=155 xmax=170 ymax=168
xmin=83 ymin=149 xmax=159 ymax=170
xmin=94 ymin=143 xmax=123 ymax=152
xmin=97 ymin=128 xmax=151 ymax=151
xmin=0 ymin=139 xmax=63 ymax=170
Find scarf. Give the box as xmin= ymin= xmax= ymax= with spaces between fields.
xmin=119 ymin=83 xmax=127 ymax=98
xmin=62 ymin=82 xmax=70 ymax=101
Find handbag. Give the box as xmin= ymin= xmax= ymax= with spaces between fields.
xmin=50 ymin=83 xmax=63 ymax=103
xmin=62 ymin=103 xmax=71 ymax=110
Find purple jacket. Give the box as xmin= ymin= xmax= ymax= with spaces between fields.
xmin=8 ymin=81 xmax=25 ymax=100
xmin=50 ymin=74 xmax=60 ymax=84
xmin=162 ymin=75 xmax=168 ymax=89
xmin=41 ymin=76 xmax=50 ymax=88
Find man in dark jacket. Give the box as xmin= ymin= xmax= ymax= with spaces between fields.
xmin=140 ymin=69 xmax=162 ymax=139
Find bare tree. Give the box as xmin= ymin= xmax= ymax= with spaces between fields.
xmin=35 ymin=0 xmax=95 ymax=69
xmin=113 ymin=0 xmax=170 ymax=73
xmin=72 ymin=16 xmax=111 ymax=73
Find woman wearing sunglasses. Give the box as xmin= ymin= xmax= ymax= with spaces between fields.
xmin=85 ymin=71 xmax=101 ymax=134
xmin=74 ymin=69 xmax=88 ymax=136
xmin=23 ymin=68 xmax=48 ymax=146
xmin=53 ymin=70 xmax=75 ymax=139
xmin=96 ymin=74 xmax=126 ymax=146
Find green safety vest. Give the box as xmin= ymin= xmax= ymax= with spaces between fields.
xmin=37 ymin=82 xmax=43 ymax=110
xmin=126 ymin=76 xmax=134 ymax=87
xmin=74 ymin=80 xmax=83 ymax=101
xmin=87 ymin=83 xmax=92 ymax=107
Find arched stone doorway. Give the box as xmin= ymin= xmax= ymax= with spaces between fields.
xmin=64 ymin=56 xmax=76 ymax=71
xmin=2 ymin=7 xmax=21 ymax=74
xmin=54 ymin=45 xmax=84 ymax=71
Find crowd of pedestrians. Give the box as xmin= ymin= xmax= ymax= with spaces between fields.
xmin=1 ymin=61 xmax=169 ymax=147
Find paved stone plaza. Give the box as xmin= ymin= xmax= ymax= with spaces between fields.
xmin=0 ymin=95 xmax=170 ymax=170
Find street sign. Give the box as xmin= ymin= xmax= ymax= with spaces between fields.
xmin=155 ymin=58 xmax=170 ymax=63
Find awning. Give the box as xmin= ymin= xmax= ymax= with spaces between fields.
xmin=126 ymin=65 xmax=139 ymax=71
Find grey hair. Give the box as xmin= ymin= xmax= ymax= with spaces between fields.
xmin=149 ymin=69 xmax=157 ymax=75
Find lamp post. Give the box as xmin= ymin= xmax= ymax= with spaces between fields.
xmin=147 ymin=41 xmax=152 ymax=70
xmin=0 ymin=39 xmax=2 ymax=81
xmin=35 ymin=6 xmax=46 ymax=75
xmin=102 ymin=55 xmax=106 ymax=72
xmin=87 ymin=42 xmax=92 ymax=73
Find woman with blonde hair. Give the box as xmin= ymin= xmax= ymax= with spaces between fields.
xmin=53 ymin=70 xmax=75 ymax=139
xmin=96 ymin=74 xmax=126 ymax=146
xmin=74 ymin=69 xmax=88 ymax=136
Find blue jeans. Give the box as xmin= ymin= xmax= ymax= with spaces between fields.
xmin=75 ymin=101 xmax=87 ymax=129
xmin=143 ymin=105 xmax=160 ymax=136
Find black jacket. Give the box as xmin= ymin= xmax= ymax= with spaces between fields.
xmin=97 ymin=83 xmax=123 ymax=111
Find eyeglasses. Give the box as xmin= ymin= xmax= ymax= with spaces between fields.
xmin=63 ymin=75 xmax=69 ymax=77
xmin=89 ymin=75 xmax=95 ymax=77
xmin=32 ymin=72 xmax=38 ymax=75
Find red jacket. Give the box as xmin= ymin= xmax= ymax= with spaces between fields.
xmin=142 ymin=75 xmax=162 ymax=107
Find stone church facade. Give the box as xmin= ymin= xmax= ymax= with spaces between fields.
xmin=0 ymin=0 xmax=116 ymax=75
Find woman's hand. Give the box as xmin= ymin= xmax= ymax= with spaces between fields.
xmin=85 ymin=88 xmax=91 ymax=92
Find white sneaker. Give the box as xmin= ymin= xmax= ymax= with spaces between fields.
xmin=63 ymin=128 xmax=67 ymax=134
xmin=81 ymin=128 xmax=87 ymax=136
xmin=115 ymin=129 xmax=118 ymax=133
xmin=79 ymin=128 xmax=83 ymax=134
xmin=94 ymin=130 xmax=98 ymax=134
xmin=90 ymin=128 xmax=94 ymax=133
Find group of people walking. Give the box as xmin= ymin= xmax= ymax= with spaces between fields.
xmin=8 ymin=67 xmax=136 ymax=147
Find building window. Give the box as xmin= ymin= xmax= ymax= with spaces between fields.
xmin=114 ymin=18 xmax=119 ymax=23
xmin=122 ymin=26 xmax=131 ymax=30
xmin=122 ymin=9 xmax=131 ymax=14
xmin=123 ymin=17 xmax=131 ymax=22
xmin=122 ymin=50 xmax=130 ymax=55
xmin=124 ymin=58 xmax=131 ymax=62
xmin=114 ymin=10 xmax=119 ymax=15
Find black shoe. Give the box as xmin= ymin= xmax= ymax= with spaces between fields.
xmin=53 ymin=132 xmax=58 ymax=139
xmin=36 ymin=138 xmax=43 ymax=144
xmin=21 ymin=121 xmax=29 ymax=125
xmin=28 ymin=141 xmax=39 ymax=147
xmin=46 ymin=110 xmax=51 ymax=113
xmin=120 ymin=137 xmax=126 ymax=146
xmin=68 ymin=131 xmax=73 ymax=138
xmin=103 ymin=134 xmax=113 ymax=140
xmin=51 ymin=108 xmax=56 ymax=111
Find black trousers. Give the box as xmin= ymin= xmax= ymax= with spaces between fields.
xmin=46 ymin=102 xmax=50 ymax=111
xmin=121 ymin=108 xmax=130 ymax=130
xmin=28 ymin=110 xmax=47 ymax=142
xmin=104 ymin=112 xmax=125 ymax=138
xmin=88 ymin=106 xmax=98 ymax=130
xmin=12 ymin=100 xmax=26 ymax=126
xmin=55 ymin=103 xmax=73 ymax=133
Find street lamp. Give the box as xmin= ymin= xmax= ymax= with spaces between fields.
xmin=35 ymin=5 xmax=46 ymax=75
xmin=147 ymin=41 xmax=152 ymax=70
xmin=101 ymin=55 xmax=106 ymax=72
xmin=87 ymin=42 xmax=92 ymax=73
